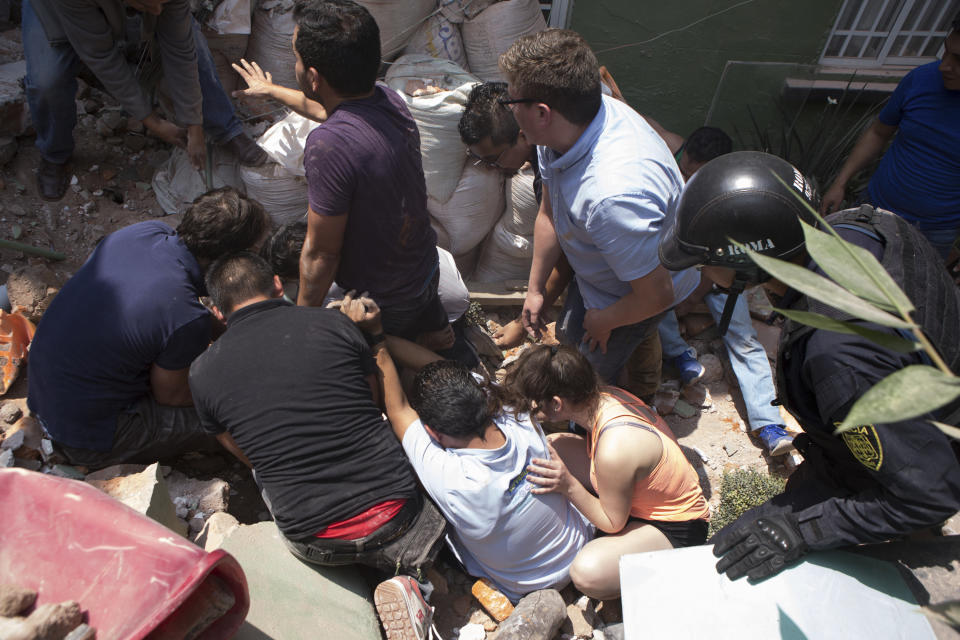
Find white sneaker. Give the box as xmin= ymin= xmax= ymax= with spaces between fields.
xmin=374 ymin=575 xmax=435 ymax=640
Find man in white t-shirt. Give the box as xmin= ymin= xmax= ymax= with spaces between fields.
xmin=338 ymin=292 xmax=594 ymax=601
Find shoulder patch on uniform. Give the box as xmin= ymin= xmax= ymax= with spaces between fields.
xmin=838 ymin=424 xmax=884 ymax=471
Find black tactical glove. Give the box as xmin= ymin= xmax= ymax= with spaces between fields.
xmin=712 ymin=513 xmax=808 ymax=581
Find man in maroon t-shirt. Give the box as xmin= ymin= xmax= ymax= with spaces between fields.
xmin=292 ymin=0 xmax=446 ymax=346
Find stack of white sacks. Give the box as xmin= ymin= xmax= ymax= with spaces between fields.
xmin=159 ymin=0 xmax=546 ymax=283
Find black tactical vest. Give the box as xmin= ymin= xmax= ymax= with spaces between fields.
xmin=776 ymin=205 xmax=960 ymax=423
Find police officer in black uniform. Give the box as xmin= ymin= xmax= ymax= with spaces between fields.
xmin=658 ymin=151 xmax=960 ymax=581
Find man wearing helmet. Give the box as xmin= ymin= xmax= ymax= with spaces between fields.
xmin=660 ymin=150 xmax=960 ymax=582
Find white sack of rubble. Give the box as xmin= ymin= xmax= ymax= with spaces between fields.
xmin=438 ymin=0 xmax=499 ymax=24
xmin=403 ymin=12 xmax=468 ymax=70
xmin=152 ymin=147 xmax=243 ymax=215
xmin=502 ymin=165 xmax=538 ymax=236
xmin=462 ymin=0 xmax=547 ymax=82
xmin=385 ymin=55 xmax=478 ymax=204
xmin=257 ymin=111 xmax=320 ymax=176
xmin=357 ymin=0 xmax=436 ymax=60
xmin=245 ymin=0 xmax=298 ymax=89
xmin=240 ymin=162 xmax=308 ymax=226
xmin=428 ymin=162 xmax=504 ymax=256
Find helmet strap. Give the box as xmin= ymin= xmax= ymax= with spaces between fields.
xmin=717 ymin=277 xmax=747 ymax=336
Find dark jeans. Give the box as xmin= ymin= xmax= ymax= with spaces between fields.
xmin=557 ymin=279 xmax=666 ymax=385
xmin=50 ymin=394 xmax=219 ymax=469
xmin=380 ymin=269 xmax=448 ymax=341
xmin=282 ymin=492 xmax=448 ymax=580
xmin=22 ymin=0 xmax=242 ymax=164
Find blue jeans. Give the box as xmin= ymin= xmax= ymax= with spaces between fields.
xmin=557 ymin=279 xmax=665 ymax=385
xmin=23 ymin=0 xmax=242 ymax=163
xmin=658 ymin=291 xmax=782 ymax=430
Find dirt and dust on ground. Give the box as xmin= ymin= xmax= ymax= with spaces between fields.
xmin=0 ymin=39 xmax=808 ymax=640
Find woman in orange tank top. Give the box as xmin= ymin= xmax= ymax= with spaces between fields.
xmin=504 ymin=345 xmax=709 ymax=600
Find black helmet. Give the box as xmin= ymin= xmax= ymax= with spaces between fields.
xmin=659 ymin=151 xmax=818 ymax=275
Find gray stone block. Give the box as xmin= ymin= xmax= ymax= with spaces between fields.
xmin=217 ymin=522 xmax=381 ymax=640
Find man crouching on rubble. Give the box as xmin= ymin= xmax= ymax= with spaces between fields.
xmin=189 ymin=252 xmax=446 ymax=640
xmin=28 ymin=187 xmax=271 ymax=469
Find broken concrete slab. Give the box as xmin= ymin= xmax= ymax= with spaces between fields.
xmin=698 ymin=353 xmax=725 ymax=384
xmin=0 ymin=427 xmax=23 ymax=451
xmin=195 ymin=512 xmax=240 ymax=552
xmin=0 ymin=60 xmax=28 ymax=138
xmin=217 ymin=522 xmax=381 ymax=640
xmin=164 ymin=469 xmax=229 ymax=516
xmin=85 ymin=462 xmax=188 ymax=537
xmin=493 ymin=589 xmax=566 ymax=640
xmin=0 ymin=402 xmax=22 ymax=424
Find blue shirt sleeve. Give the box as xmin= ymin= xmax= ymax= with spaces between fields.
xmin=585 ymin=195 xmax=666 ymax=282
xmin=876 ymin=70 xmax=913 ymax=127
xmin=155 ymin=314 xmax=211 ymax=371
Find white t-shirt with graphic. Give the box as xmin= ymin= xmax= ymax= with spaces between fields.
xmin=402 ymin=412 xmax=594 ymax=601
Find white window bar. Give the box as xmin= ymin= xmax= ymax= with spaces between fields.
xmin=820 ymin=0 xmax=958 ymax=68
xmin=541 ymin=0 xmax=574 ymax=29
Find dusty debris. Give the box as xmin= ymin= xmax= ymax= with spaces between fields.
xmin=0 ymin=600 xmax=83 ymax=640
xmin=698 ymin=353 xmax=725 ymax=384
xmin=494 ymin=589 xmax=566 ymax=640
xmin=0 ymin=402 xmax=22 ymax=424
xmin=5 ymin=266 xmax=59 ymax=323
xmin=0 ymin=585 xmax=36 ymax=617
xmin=85 ymin=462 xmax=189 ymax=536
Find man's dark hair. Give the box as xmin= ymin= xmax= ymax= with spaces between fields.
xmin=177 ymin=187 xmax=270 ymax=263
xmin=499 ymin=29 xmax=602 ymax=126
xmin=411 ymin=361 xmax=504 ymax=440
xmin=953 ymin=10 xmax=960 ymax=31
xmin=459 ymin=82 xmax=521 ymax=146
xmin=261 ymin=221 xmax=307 ymax=281
xmin=683 ymin=127 xmax=733 ymax=163
xmin=293 ymin=0 xmax=380 ymax=97
xmin=205 ymin=251 xmax=276 ymax=315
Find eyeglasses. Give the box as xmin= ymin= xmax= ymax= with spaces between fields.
xmin=466 ymin=146 xmax=509 ymax=170
xmin=497 ymin=97 xmax=539 ymax=107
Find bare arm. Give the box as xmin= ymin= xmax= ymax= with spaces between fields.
xmin=216 ymin=431 xmax=253 ymax=468
xmin=385 ymin=336 xmax=443 ymax=372
xmin=150 ymin=364 xmax=193 ymax=406
xmin=523 ymin=183 xmax=564 ymax=337
xmin=641 ymin=115 xmax=685 ymax=155
xmin=582 ymin=266 xmax=677 ymax=353
xmin=232 ymin=59 xmax=329 ymax=122
xmin=821 ymin=119 xmax=897 ymax=213
xmin=529 ymin=429 xmax=662 ymax=533
xmin=297 ymin=207 xmax=347 ymax=307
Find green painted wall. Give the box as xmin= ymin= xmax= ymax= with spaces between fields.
xmin=571 ymin=0 xmax=844 ymax=137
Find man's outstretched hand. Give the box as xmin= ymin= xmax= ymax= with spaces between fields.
xmin=712 ymin=512 xmax=808 ymax=582
xmin=332 ymin=290 xmax=383 ymax=335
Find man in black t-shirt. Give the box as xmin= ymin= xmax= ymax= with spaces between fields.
xmin=188 ymin=252 xmax=446 ymax=587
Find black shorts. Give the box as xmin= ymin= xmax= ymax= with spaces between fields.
xmin=629 ymin=516 xmax=709 ymax=548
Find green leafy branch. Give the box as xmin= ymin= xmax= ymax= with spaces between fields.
xmin=740 ymin=176 xmax=959 ymax=437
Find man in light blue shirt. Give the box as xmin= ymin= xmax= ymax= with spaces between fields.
xmin=499 ymin=29 xmax=699 ymax=385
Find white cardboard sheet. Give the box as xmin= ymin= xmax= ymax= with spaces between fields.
xmin=620 ymin=546 xmax=934 ymax=640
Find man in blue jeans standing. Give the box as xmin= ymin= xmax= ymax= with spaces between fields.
xmin=656 ymin=126 xmax=793 ymax=456
xmin=23 ymin=0 xmax=266 ymax=201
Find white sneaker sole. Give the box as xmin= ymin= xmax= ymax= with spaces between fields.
xmin=374 ymin=580 xmax=427 ymax=640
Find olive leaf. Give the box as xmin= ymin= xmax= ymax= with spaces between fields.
xmin=835 ymin=366 xmax=960 ymax=433
xmin=799 ymin=220 xmax=914 ymax=313
xmin=774 ymin=308 xmax=919 ymax=353
xmin=742 ymin=246 xmax=914 ymax=329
